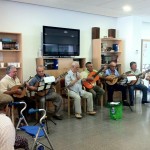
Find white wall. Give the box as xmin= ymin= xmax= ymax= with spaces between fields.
xmin=117 ymin=16 xmax=143 ymax=72
xmin=117 ymin=16 xmax=150 ymax=73
xmin=0 ymin=1 xmax=117 ymax=80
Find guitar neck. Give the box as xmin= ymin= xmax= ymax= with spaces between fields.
xmin=93 ymin=67 xmax=104 ymax=78
xmin=136 ymin=73 xmax=142 ymax=78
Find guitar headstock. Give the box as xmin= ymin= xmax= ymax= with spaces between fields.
xmin=59 ymin=72 xmax=68 ymax=78
xmin=145 ymin=69 xmax=150 ymax=73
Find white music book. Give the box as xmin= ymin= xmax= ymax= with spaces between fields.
xmin=127 ymin=76 xmax=136 ymax=83
xmin=44 ymin=76 xmax=55 ymax=83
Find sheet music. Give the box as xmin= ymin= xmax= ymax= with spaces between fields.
xmin=44 ymin=76 xmax=55 ymax=83
xmin=39 ymin=81 xmax=45 ymax=86
xmin=45 ymin=84 xmax=51 ymax=89
xmin=127 ymin=76 xmax=136 ymax=83
xmin=37 ymin=85 xmax=45 ymax=91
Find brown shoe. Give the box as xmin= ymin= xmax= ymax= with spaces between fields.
xmin=87 ymin=111 xmax=96 ymax=115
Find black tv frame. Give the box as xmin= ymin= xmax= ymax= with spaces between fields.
xmin=43 ymin=26 xmax=80 ymax=57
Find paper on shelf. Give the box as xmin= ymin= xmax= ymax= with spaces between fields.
xmin=44 ymin=76 xmax=55 ymax=83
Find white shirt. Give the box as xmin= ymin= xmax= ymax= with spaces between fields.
xmin=65 ymin=70 xmax=83 ymax=96
xmin=0 ymin=113 xmax=15 ymax=150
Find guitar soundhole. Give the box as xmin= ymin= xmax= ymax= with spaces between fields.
xmin=18 ymin=86 xmax=24 ymax=90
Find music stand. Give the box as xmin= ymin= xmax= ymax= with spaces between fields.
xmin=36 ymin=77 xmax=57 ymax=133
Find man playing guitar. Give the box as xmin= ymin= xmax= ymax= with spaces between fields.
xmin=80 ymin=62 xmax=105 ymax=110
xmin=128 ymin=61 xmax=149 ymax=106
xmin=26 ymin=65 xmax=63 ymax=120
xmin=0 ymin=65 xmax=35 ymax=118
xmin=104 ymin=61 xmax=128 ymax=106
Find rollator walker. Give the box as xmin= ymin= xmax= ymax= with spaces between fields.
xmin=10 ymin=101 xmax=54 ymax=150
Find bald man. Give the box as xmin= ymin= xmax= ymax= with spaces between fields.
xmin=105 ymin=61 xmax=128 ymax=105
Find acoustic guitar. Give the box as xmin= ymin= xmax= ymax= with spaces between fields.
xmin=82 ymin=67 xmax=105 ymax=89
xmin=36 ymin=72 xmax=67 ymax=97
xmin=127 ymin=69 xmax=150 ymax=85
xmin=11 ymin=76 xmax=32 ymax=98
xmin=105 ymin=71 xmax=131 ymax=85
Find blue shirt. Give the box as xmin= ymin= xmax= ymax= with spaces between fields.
xmin=105 ymin=68 xmax=120 ymax=77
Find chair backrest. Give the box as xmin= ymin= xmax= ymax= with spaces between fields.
xmin=59 ymin=78 xmax=68 ymax=97
xmin=60 ymin=78 xmax=65 ymax=88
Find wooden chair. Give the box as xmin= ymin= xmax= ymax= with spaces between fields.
xmin=97 ymin=82 xmax=104 ymax=108
xmin=59 ymin=78 xmax=86 ymax=116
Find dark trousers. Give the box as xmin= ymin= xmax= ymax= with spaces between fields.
xmin=128 ymin=84 xmax=148 ymax=104
xmin=13 ymin=96 xmax=35 ymax=117
xmin=87 ymin=85 xmax=105 ymax=106
xmin=106 ymin=83 xmax=127 ymax=102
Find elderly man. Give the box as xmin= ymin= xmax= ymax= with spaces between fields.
xmin=0 ymin=93 xmax=15 ymax=149
xmin=128 ymin=61 xmax=149 ymax=106
xmin=26 ymin=65 xmax=63 ymax=120
xmin=0 ymin=65 xmax=35 ymax=117
xmin=105 ymin=61 xmax=128 ymax=105
xmin=65 ymin=61 xmax=96 ymax=119
xmin=80 ymin=62 xmax=105 ymax=110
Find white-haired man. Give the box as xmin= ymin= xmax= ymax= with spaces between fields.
xmin=65 ymin=61 xmax=96 ymax=119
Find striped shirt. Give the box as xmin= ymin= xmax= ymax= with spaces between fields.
xmin=0 ymin=113 xmax=15 ymax=150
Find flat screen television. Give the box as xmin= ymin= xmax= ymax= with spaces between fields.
xmin=43 ymin=26 xmax=80 ymax=57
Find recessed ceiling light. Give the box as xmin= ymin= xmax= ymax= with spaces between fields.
xmin=122 ymin=5 xmax=132 ymax=12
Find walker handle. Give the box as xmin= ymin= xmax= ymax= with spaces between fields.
xmin=9 ymin=101 xmax=25 ymax=106
xmin=28 ymin=108 xmax=40 ymax=114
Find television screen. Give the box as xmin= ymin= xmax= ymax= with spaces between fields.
xmin=43 ymin=26 xmax=80 ymax=57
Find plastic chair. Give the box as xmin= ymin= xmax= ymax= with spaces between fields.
xmin=134 ymin=80 xmax=145 ymax=103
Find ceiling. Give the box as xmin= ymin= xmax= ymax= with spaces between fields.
xmin=5 ymin=0 xmax=150 ymax=18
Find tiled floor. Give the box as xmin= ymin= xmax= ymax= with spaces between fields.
xmin=17 ymin=92 xmax=150 ymax=150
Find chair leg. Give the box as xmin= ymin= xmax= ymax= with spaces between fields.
xmin=83 ymin=99 xmax=87 ymax=113
xmin=68 ymin=98 xmax=70 ymax=116
xmin=134 ymin=90 xmax=137 ymax=104
xmin=100 ymin=96 xmax=103 ymax=108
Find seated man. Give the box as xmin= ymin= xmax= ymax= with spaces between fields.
xmin=128 ymin=61 xmax=149 ymax=106
xmin=65 ymin=61 xmax=96 ymax=119
xmin=26 ymin=65 xmax=63 ymax=120
xmin=145 ymin=72 xmax=150 ymax=92
xmin=0 ymin=65 xmax=35 ymax=118
xmin=104 ymin=61 xmax=128 ymax=105
xmin=80 ymin=62 xmax=105 ymax=110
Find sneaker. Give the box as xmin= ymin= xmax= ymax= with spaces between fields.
xmin=75 ymin=113 xmax=82 ymax=119
xmin=87 ymin=111 xmax=96 ymax=115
